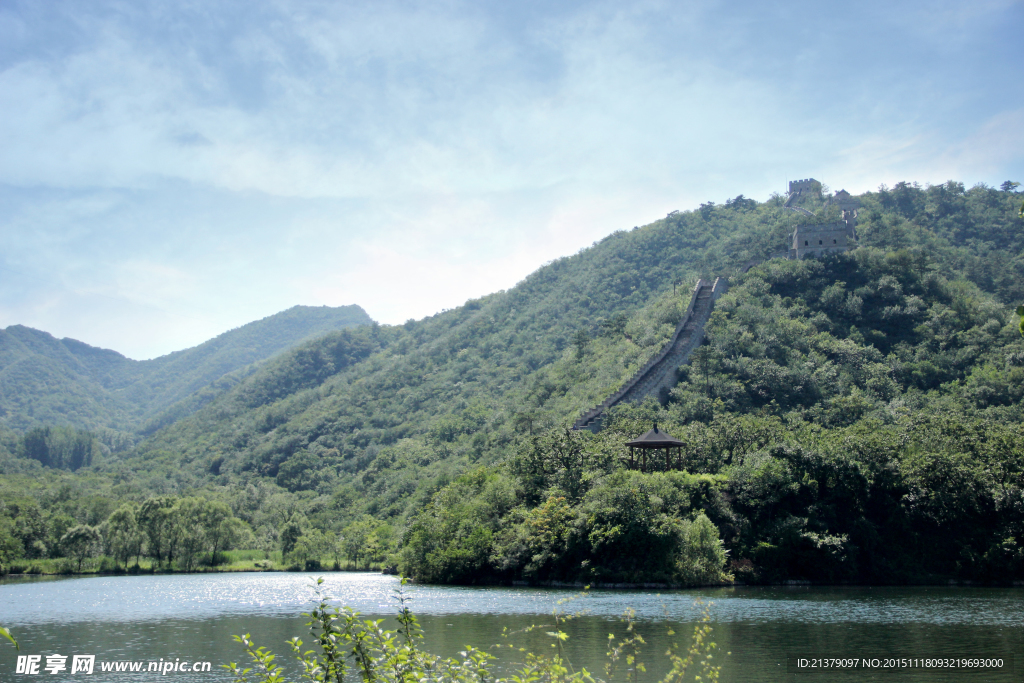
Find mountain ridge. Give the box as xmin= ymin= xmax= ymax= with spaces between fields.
xmin=0 ymin=304 xmax=373 ymax=433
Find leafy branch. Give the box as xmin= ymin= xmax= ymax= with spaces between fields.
xmin=227 ymin=579 xmax=725 ymax=683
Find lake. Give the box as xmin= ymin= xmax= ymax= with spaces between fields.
xmin=1 ymin=573 xmax=1021 ymax=682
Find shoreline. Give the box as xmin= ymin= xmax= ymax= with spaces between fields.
xmin=3 ymin=567 xmax=1024 ymax=589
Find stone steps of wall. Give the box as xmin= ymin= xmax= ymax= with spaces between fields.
xmin=573 ymin=277 xmax=726 ymax=431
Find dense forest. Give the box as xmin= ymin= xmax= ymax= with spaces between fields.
xmin=1 ymin=180 xmax=1023 ymax=585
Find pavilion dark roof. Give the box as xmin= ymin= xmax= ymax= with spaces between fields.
xmin=625 ymin=425 xmax=684 ymax=448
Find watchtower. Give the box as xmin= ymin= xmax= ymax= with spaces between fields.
xmin=831 ymin=189 xmax=861 ymax=225
xmin=788 ymin=178 xmax=822 ymax=198
xmin=790 ymin=221 xmax=857 ymax=259
xmin=785 ymin=180 xmax=861 ymax=259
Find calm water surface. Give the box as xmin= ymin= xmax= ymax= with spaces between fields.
xmin=1 ymin=573 xmax=1020 ymax=682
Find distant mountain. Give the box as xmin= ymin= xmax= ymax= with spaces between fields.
xmin=0 ymin=305 xmax=373 ymax=434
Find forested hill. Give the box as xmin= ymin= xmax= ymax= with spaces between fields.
xmin=0 ymin=304 xmax=372 ymax=434
xmin=89 ymin=183 xmax=1024 ymax=502
xmin=2 ymin=180 xmax=1023 ymax=585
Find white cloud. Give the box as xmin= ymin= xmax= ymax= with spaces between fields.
xmin=0 ymin=0 xmax=1021 ymax=358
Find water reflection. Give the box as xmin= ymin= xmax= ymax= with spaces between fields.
xmin=1 ymin=573 xmax=1021 ymax=682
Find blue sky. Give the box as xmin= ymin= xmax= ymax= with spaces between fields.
xmin=2 ymin=0 xmax=1022 ymax=359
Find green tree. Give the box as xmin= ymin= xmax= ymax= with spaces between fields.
xmin=0 ymin=517 xmax=23 ymax=571
xmin=289 ymin=529 xmax=332 ymax=570
xmin=105 ymin=502 xmax=142 ymax=569
xmin=139 ymin=496 xmax=177 ymax=568
xmin=280 ymin=515 xmax=307 ymax=558
xmin=582 ymin=472 xmax=682 ymax=581
xmin=676 ymin=513 xmax=730 ymax=586
xmin=172 ymin=498 xmax=210 ymax=572
xmin=203 ymin=500 xmax=246 ymax=566
xmin=370 ymin=523 xmax=395 ymax=565
xmin=61 ymin=525 xmax=100 ymax=573
xmin=19 ymin=426 xmax=98 ymax=471
xmin=13 ymin=503 xmax=49 ymax=559
xmin=512 ymin=410 xmax=540 ymax=435
xmin=341 ymin=516 xmax=379 ymax=569
xmin=599 ymin=312 xmax=629 ymax=337
xmin=48 ymin=513 xmax=76 ymax=556
xmin=571 ymin=329 xmax=590 ymax=361
xmin=511 ymin=428 xmax=593 ymax=503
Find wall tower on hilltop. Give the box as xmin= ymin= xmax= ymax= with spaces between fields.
xmin=831 ymin=189 xmax=861 ymax=224
xmin=787 ymin=178 xmax=822 ymax=199
xmin=789 ymin=221 xmax=856 ymax=259
xmin=786 ymin=180 xmax=860 ymax=259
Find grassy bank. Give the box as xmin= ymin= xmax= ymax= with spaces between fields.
xmin=1 ymin=549 xmax=389 ymax=576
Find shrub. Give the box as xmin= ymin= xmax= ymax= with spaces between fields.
xmin=676 ymin=513 xmax=731 ymax=586
xmin=225 ymin=578 xmax=726 ymax=683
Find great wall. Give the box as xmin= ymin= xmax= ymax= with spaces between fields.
xmin=572 ymin=178 xmax=859 ymax=432
xmin=572 ymin=277 xmax=729 ymax=432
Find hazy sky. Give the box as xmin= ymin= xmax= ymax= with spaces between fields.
xmin=2 ymin=0 xmax=1022 ymax=359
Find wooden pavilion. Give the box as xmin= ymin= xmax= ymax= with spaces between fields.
xmin=625 ymin=423 xmax=685 ymax=472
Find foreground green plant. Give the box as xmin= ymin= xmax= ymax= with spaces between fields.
xmin=226 ymin=578 xmax=724 ymax=683
xmin=1 ymin=625 xmax=17 ymax=650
